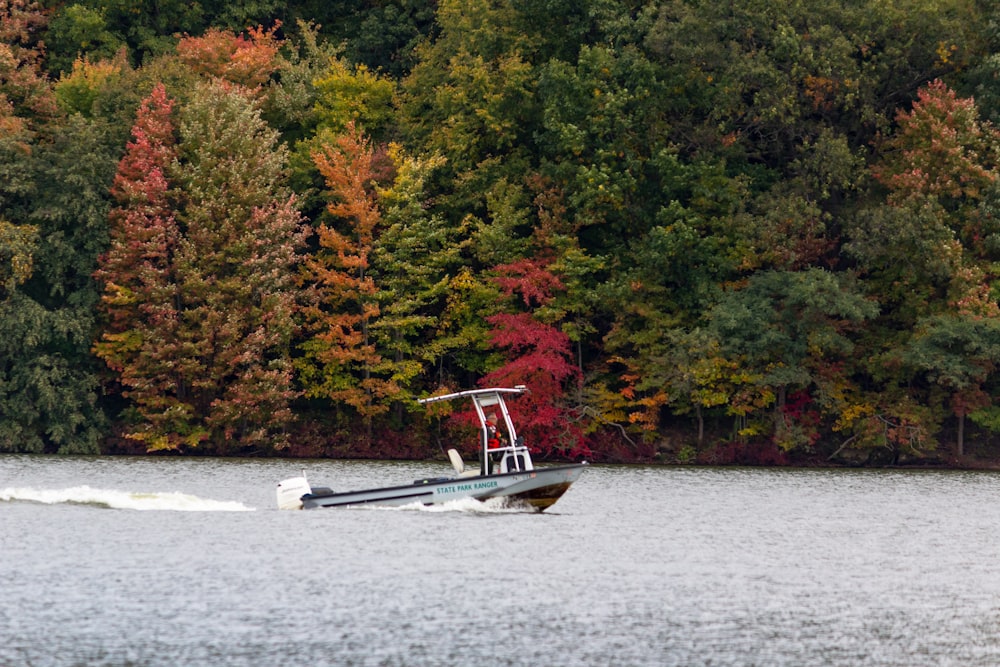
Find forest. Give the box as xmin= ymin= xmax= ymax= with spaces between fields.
xmin=4 ymin=0 xmax=1000 ymax=466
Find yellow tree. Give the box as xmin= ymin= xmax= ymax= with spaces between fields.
xmin=0 ymin=219 xmax=36 ymax=299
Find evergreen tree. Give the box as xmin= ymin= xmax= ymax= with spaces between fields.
xmin=370 ymin=146 xmax=462 ymax=412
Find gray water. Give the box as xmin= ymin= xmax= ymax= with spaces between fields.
xmin=3 ymin=455 xmax=1000 ymax=667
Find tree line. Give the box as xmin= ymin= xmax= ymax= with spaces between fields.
xmin=4 ymin=0 xmax=1000 ymax=465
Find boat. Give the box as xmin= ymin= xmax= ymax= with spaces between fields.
xmin=276 ymin=385 xmax=587 ymax=511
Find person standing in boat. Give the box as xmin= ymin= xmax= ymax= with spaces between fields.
xmin=486 ymin=412 xmax=504 ymax=449
xmin=484 ymin=412 xmax=506 ymax=474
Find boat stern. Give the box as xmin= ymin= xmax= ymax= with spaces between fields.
xmin=276 ymin=475 xmax=311 ymax=510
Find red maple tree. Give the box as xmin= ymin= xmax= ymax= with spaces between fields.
xmin=481 ymin=257 xmax=584 ymax=456
xmin=94 ymin=83 xmax=189 ymax=447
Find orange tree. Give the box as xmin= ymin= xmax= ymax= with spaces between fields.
xmin=297 ymin=122 xmax=399 ymax=439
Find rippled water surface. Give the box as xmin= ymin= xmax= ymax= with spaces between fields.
xmin=3 ymin=455 xmax=1000 ymax=666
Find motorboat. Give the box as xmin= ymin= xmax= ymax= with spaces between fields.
xmin=276 ymin=385 xmax=587 ymax=511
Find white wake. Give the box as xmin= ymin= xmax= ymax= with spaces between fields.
xmin=369 ymin=496 xmax=532 ymax=513
xmin=0 ymin=485 xmax=254 ymax=512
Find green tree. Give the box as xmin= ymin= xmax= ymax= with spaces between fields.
xmin=46 ymin=0 xmax=203 ymax=65
xmin=370 ymin=146 xmax=463 ymax=414
xmin=901 ymin=313 xmax=1000 ymax=457
xmin=646 ymin=0 xmax=985 ymax=171
xmin=172 ymin=81 xmax=306 ymax=453
xmin=0 ymin=113 xmax=117 ymax=453
xmin=287 ymin=53 xmax=398 ymax=221
xmin=311 ymin=58 xmax=396 ymax=142
xmin=397 ymin=0 xmax=538 ymax=176
xmin=346 ymin=0 xmax=437 ymax=79
xmin=535 ymin=42 xmax=668 ymax=254
xmin=0 ymin=219 xmax=37 ymax=299
xmin=708 ymin=269 xmax=878 ymax=450
xmin=43 ymin=0 xmax=291 ymax=69
xmin=53 ymin=50 xmax=128 ymax=117
xmin=43 ymin=4 xmax=123 ymax=75
xmin=0 ymin=2 xmax=118 ymax=454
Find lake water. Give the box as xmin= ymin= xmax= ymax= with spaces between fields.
xmin=3 ymin=455 xmax=1000 ymax=666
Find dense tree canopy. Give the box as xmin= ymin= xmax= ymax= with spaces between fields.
xmin=5 ymin=0 xmax=1000 ymax=464
xmin=94 ymin=81 xmax=307 ymax=453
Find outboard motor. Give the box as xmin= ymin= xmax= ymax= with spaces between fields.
xmin=276 ymin=475 xmax=311 ymax=510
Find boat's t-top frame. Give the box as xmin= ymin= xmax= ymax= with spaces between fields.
xmin=418 ymin=385 xmax=534 ymax=475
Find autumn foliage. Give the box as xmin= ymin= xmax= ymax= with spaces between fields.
xmin=297 ymin=121 xmax=399 ymax=434
xmin=95 ymin=82 xmax=307 ymax=452
xmin=175 ymin=24 xmax=282 ymax=94
xmin=10 ymin=2 xmax=1000 ymax=463
xmin=481 ymin=258 xmax=583 ymax=456
xmin=94 ymin=84 xmax=182 ymax=446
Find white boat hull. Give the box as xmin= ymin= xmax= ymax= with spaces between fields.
xmin=282 ymin=463 xmax=587 ymax=511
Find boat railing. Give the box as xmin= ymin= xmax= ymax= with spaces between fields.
xmin=486 ymin=438 xmax=534 ymax=473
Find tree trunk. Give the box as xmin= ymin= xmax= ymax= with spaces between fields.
xmin=773 ymin=385 xmax=787 ymax=437
xmin=957 ymin=412 xmax=965 ymax=458
xmin=696 ymin=403 xmax=704 ymax=444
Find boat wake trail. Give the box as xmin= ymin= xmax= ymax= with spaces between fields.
xmin=370 ymin=496 xmax=531 ymax=514
xmin=0 ymin=486 xmax=254 ymax=512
